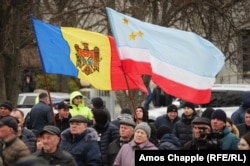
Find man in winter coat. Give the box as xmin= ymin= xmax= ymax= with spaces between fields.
xmin=107 ymin=119 xmax=136 ymax=166
xmin=113 ymin=122 xmax=158 ymax=166
xmin=60 ymin=115 xmax=102 ymax=166
xmin=33 ymin=125 xmax=77 ymax=165
xmin=211 ymin=109 xmax=239 ymax=150
xmin=231 ymin=91 xmax=250 ymax=125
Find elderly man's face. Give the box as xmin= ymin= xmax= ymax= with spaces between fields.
xmin=119 ymin=124 xmax=134 ymax=140
xmin=193 ymin=124 xmax=211 ymax=139
xmin=70 ymin=121 xmax=87 ymax=135
xmin=0 ymin=125 xmax=13 ymax=141
xmin=41 ymin=133 xmax=60 ymax=153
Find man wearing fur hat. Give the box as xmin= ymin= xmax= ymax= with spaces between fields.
xmin=211 ymin=109 xmax=239 ymax=150
xmin=113 ymin=122 xmax=158 ymax=166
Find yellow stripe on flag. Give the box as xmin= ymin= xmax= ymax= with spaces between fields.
xmin=61 ymin=27 xmax=112 ymax=89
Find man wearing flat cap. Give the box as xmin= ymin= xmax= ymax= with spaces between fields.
xmin=182 ymin=117 xmax=222 ymax=150
xmin=33 ymin=125 xmax=77 ymax=165
xmin=107 ymin=119 xmax=136 ymax=166
xmin=60 ymin=115 xmax=102 ymax=166
xmin=211 ymin=109 xmax=239 ymax=150
xmin=0 ymin=100 xmax=13 ymax=118
xmin=0 ymin=116 xmax=30 ymax=166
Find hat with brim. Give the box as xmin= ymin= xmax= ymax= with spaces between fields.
xmin=69 ymin=115 xmax=88 ymax=123
xmin=57 ymin=101 xmax=72 ymax=109
xmin=40 ymin=125 xmax=61 ymax=137
xmin=120 ymin=119 xmax=136 ymax=128
xmin=0 ymin=116 xmax=18 ymax=132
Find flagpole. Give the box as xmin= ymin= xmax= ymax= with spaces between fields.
xmin=43 ymin=74 xmax=56 ymax=126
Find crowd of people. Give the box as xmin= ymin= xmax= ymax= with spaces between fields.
xmin=0 ymin=90 xmax=250 ymax=166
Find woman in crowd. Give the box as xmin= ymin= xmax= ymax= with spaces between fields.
xmin=238 ymin=132 xmax=250 ymax=150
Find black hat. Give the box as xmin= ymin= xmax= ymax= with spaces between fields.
xmin=167 ymin=104 xmax=178 ymax=113
xmin=211 ymin=109 xmax=227 ymax=123
xmin=57 ymin=101 xmax=72 ymax=109
xmin=192 ymin=117 xmax=211 ymax=126
xmin=69 ymin=115 xmax=88 ymax=123
xmin=182 ymin=102 xmax=195 ymax=111
xmin=156 ymin=125 xmax=172 ymax=139
xmin=0 ymin=116 xmax=18 ymax=132
xmin=120 ymin=119 xmax=136 ymax=128
xmin=0 ymin=100 xmax=13 ymax=111
xmin=41 ymin=125 xmax=61 ymax=136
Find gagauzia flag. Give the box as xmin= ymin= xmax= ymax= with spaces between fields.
xmin=106 ymin=8 xmax=225 ymax=104
xmin=31 ymin=17 xmax=147 ymax=93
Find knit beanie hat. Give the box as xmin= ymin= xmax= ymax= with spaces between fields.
xmin=182 ymin=102 xmax=195 ymax=111
xmin=0 ymin=100 xmax=13 ymax=111
xmin=167 ymin=104 xmax=178 ymax=113
xmin=211 ymin=109 xmax=227 ymax=123
xmin=135 ymin=122 xmax=151 ymax=138
xmin=201 ymin=107 xmax=215 ymax=119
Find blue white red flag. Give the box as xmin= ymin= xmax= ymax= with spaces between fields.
xmin=106 ymin=8 xmax=225 ymax=104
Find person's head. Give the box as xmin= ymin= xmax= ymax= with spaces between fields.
xmin=156 ymin=125 xmax=172 ymax=140
xmin=201 ymin=107 xmax=215 ymax=119
xmin=134 ymin=106 xmax=148 ymax=123
xmin=0 ymin=100 xmax=13 ymax=117
xmin=241 ymin=91 xmax=250 ymax=109
xmin=118 ymin=108 xmax=132 ymax=120
xmin=119 ymin=119 xmax=136 ymax=141
xmin=90 ymin=97 xmax=104 ymax=109
xmin=70 ymin=91 xmax=83 ymax=106
xmin=40 ymin=125 xmax=61 ymax=153
xmin=182 ymin=102 xmax=195 ymax=118
xmin=57 ymin=101 xmax=72 ymax=119
xmin=226 ymin=117 xmax=233 ymax=132
xmin=238 ymin=132 xmax=250 ymax=150
xmin=92 ymin=108 xmax=109 ymax=126
xmin=0 ymin=116 xmax=18 ymax=141
xmin=211 ymin=109 xmax=227 ymax=132
xmin=10 ymin=109 xmax=25 ymax=127
xmin=39 ymin=93 xmax=49 ymax=104
xmin=134 ymin=122 xmax=151 ymax=144
xmin=166 ymin=104 xmax=178 ymax=120
xmin=36 ymin=135 xmax=43 ymax=151
xmin=245 ymin=108 xmax=250 ymax=127
xmin=192 ymin=117 xmax=211 ymax=139
xmin=69 ymin=115 xmax=88 ymax=135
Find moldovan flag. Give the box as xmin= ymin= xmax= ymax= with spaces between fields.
xmin=31 ymin=17 xmax=147 ymax=92
xmin=106 ymin=8 xmax=225 ymax=104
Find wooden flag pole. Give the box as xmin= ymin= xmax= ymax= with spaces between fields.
xmin=43 ymin=74 xmax=56 ymax=126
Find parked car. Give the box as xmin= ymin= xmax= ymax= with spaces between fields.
xmin=148 ymin=84 xmax=250 ymax=122
xmin=17 ymin=92 xmax=91 ymax=118
xmin=17 ymin=92 xmax=71 ymax=118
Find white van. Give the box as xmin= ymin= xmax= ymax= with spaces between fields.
xmin=148 ymin=84 xmax=250 ymax=121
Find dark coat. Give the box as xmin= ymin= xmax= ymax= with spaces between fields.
xmin=236 ymin=123 xmax=250 ymax=137
xmin=154 ymin=114 xmax=180 ymax=129
xmin=93 ymin=121 xmax=119 ymax=166
xmin=107 ymin=137 xmax=133 ymax=166
xmin=55 ymin=113 xmax=72 ymax=132
xmin=30 ymin=101 xmax=53 ymax=136
xmin=33 ymin=148 xmax=77 ymax=166
xmin=173 ymin=113 xmax=197 ymax=147
xmin=158 ymin=133 xmax=181 ymax=150
xmin=59 ymin=128 xmax=102 ymax=166
xmin=20 ymin=128 xmax=36 ymax=153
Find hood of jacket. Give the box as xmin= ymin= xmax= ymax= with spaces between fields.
xmin=242 ymin=91 xmax=250 ymax=108
xmin=69 ymin=91 xmax=86 ymax=108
